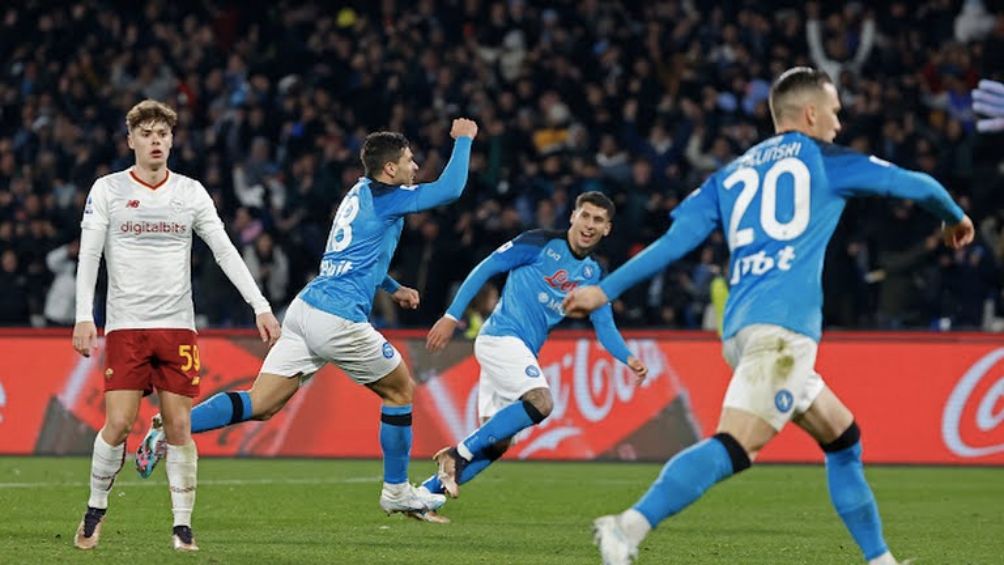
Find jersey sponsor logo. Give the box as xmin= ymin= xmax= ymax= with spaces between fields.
xmin=942 ymin=347 xmax=1004 ymax=457
xmin=496 ymin=241 xmax=514 ymax=253
xmin=774 ymin=389 xmax=794 ymax=412
xmin=126 ymin=199 xmax=140 ymax=208
xmin=546 ymin=248 xmax=562 ymax=261
xmin=319 ymin=258 xmax=353 ymax=278
xmin=544 ymin=269 xmax=579 ymax=293
xmin=119 ymin=220 xmax=189 ymax=235
xmin=382 ymin=342 xmax=395 ymax=359
xmin=84 ymin=196 xmax=95 ymax=215
xmin=525 ymin=365 xmax=541 ymax=378
xmin=730 ymin=245 xmax=796 ymax=285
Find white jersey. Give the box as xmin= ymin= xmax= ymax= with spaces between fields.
xmin=76 ymin=168 xmax=270 ymax=332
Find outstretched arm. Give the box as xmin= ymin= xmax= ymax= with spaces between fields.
xmin=589 ymin=304 xmax=648 ymax=382
xmin=414 ymin=119 xmax=478 ymax=211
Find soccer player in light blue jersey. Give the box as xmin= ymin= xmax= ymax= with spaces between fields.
xmin=422 ymin=191 xmax=649 ymax=510
xmin=565 ymin=68 xmax=974 ymax=565
xmin=136 ymin=118 xmax=479 ymax=522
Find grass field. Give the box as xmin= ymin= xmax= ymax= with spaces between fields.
xmin=0 ymin=457 xmax=1001 ymax=564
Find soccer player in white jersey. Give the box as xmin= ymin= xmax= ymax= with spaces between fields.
xmin=565 ymin=68 xmax=974 ymax=564
xmin=136 ymin=118 xmax=479 ymax=522
xmin=72 ymin=100 xmax=281 ymax=551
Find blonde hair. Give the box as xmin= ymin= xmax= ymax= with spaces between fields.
xmin=126 ymin=99 xmax=178 ymax=131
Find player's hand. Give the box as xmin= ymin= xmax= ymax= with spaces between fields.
xmin=627 ymin=356 xmax=648 ymax=384
xmin=943 ymin=215 xmax=975 ymax=250
xmin=562 ymin=286 xmax=609 ymax=318
xmin=72 ymin=321 xmax=98 ymax=357
xmin=392 ymin=286 xmax=420 ymax=310
xmin=426 ymin=316 xmax=457 ymax=353
xmin=450 ymin=118 xmax=478 ymax=140
xmin=256 ymin=312 xmax=281 ymax=347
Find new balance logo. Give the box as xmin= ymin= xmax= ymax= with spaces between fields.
xmin=126 ymin=200 xmax=140 ymax=208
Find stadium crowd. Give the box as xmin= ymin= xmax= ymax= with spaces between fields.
xmin=1 ymin=0 xmax=1003 ymax=331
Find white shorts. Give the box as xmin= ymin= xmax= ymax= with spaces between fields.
xmin=721 ymin=324 xmax=825 ymax=431
xmin=260 ymin=297 xmax=402 ymax=384
xmin=474 ymin=334 xmax=548 ymax=420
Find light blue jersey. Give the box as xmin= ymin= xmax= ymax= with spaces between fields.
xmin=300 ymin=136 xmax=472 ymax=322
xmin=446 ymin=229 xmax=632 ymax=363
xmin=600 ymin=131 xmax=964 ymax=342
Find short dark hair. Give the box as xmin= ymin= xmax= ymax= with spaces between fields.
xmin=768 ymin=67 xmax=833 ymax=125
xmin=575 ymin=191 xmax=615 ymax=219
xmin=360 ymin=132 xmax=409 ymax=178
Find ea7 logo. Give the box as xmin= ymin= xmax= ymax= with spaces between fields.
xmin=126 ymin=200 xmax=140 ymax=208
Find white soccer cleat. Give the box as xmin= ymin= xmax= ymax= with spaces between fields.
xmin=416 ymin=485 xmax=447 ymax=511
xmin=593 ymin=514 xmax=639 ymax=565
xmin=379 ymin=483 xmax=434 ymax=515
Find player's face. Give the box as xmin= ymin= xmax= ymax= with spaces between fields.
xmin=812 ymin=84 xmax=842 ymax=143
xmin=128 ymin=120 xmax=173 ymax=169
xmin=568 ymin=202 xmax=612 ymax=254
xmin=389 ymin=147 xmax=418 ymax=185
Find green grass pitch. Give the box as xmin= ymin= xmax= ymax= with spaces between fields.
xmin=0 ymin=457 xmax=1001 ymax=564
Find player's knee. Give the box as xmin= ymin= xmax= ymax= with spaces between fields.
xmin=820 ymin=421 xmax=862 ymax=455
xmin=102 ymin=420 xmax=132 ymax=445
xmin=521 ymin=388 xmax=552 ymax=422
xmin=384 ymin=378 xmax=415 ymax=406
xmin=162 ymin=418 xmax=191 ymax=444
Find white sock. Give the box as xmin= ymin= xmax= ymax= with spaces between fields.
xmin=619 ymin=509 xmax=652 ymax=546
xmin=868 ymin=551 xmax=897 ymax=565
xmin=87 ymin=432 xmax=125 ymax=509
xmin=456 ymin=442 xmax=474 ymax=461
xmin=166 ymin=442 xmax=198 ymax=527
xmin=383 ymin=482 xmax=408 ymax=495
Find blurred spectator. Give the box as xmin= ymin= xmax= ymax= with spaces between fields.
xmin=43 ymin=239 xmax=78 ymax=326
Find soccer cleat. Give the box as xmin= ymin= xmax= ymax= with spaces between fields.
xmin=403 ymin=509 xmax=451 ymax=524
xmin=432 ymin=446 xmax=467 ymax=499
xmin=135 ymin=414 xmax=166 ymax=479
xmin=416 ymin=484 xmax=447 ymax=511
xmin=593 ymin=515 xmax=639 ymax=565
xmin=379 ymin=483 xmax=434 ymax=516
xmin=172 ymin=525 xmax=199 ymax=551
xmin=73 ymin=506 xmax=106 ymax=550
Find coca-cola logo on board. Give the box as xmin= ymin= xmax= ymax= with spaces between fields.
xmin=942 ymin=347 xmax=1004 ymax=458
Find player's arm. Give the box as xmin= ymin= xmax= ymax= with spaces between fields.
xmin=825 ymin=149 xmax=974 ymax=248
xmin=589 ymin=304 xmax=648 ymax=383
xmin=564 ymin=180 xmax=720 ymax=317
xmin=192 ymin=186 xmax=280 ymax=345
xmin=426 ymin=234 xmax=539 ymax=352
xmin=73 ymin=181 xmax=108 ymax=357
xmin=381 ymin=275 xmax=419 ymax=310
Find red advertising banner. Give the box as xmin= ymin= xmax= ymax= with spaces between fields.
xmin=1 ymin=330 xmax=1001 ymax=465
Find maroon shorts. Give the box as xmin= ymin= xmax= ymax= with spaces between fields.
xmin=104 ymin=329 xmax=201 ymax=398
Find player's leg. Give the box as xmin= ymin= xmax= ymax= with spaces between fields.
xmin=146 ymin=329 xmax=205 ymax=551
xmin=595 ymin=325 xmax=811 ymax=563
xmin=795 ymin=386 xmax=899 ymax=565
xmin=422 ymin=420 xmax=513 ymax=497
xmin=432 ymin=336 xmax=551 ymax=498
xmin=76 ymin=329 xmax=150 ymax=550
xmin=160 ymin=390 xmax=199 ymax=552
xmin=75 ymin=389 xmax=142 ymax=549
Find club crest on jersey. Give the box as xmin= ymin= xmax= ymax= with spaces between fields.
xmin=774 ymin=389 xmax=794 ymax=412
xmin=170 ymin=198 xmax=185 ymax=213
xmin=126 ymin=199 xmax=140 ymax=208
xmin=582 ymin=265 xmax=594 ymax=279
xmin=544 ymin=269 xmax=578 ymax=292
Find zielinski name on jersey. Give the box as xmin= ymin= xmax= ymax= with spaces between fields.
xmin=730 ymin=245 xmax=796 ymax=285
xmin=118 ymin=220 xmax=189 ymax=236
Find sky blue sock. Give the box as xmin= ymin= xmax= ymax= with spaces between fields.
xmin=826 ymin=441 xmax=888 ymax=560
xmin=421 ymin=452 xmax=496 ymax=494
xmin=633 ymin=434 xmax=747 ymax=527
xmin=380 ymin=405 xmax=412 ymax=485
xmin=461 ymin=401 xmax=538 ymax=459
xmin=190 ymin=391 xmax=252 ymax=433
